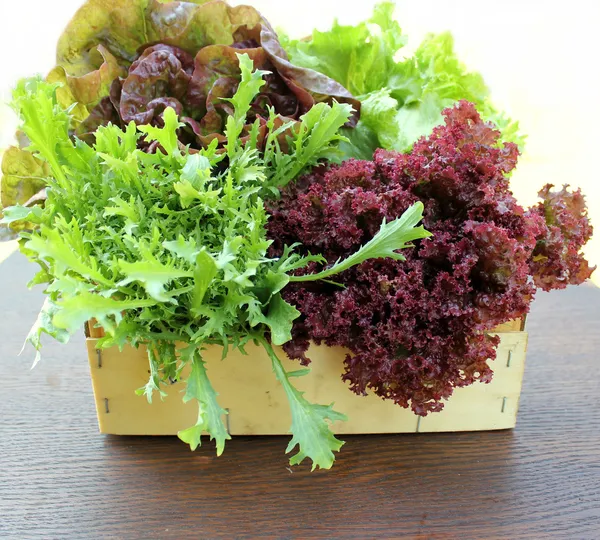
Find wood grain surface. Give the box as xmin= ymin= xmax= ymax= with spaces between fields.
xmin=1 ymin=252 xmax=599 ymax=539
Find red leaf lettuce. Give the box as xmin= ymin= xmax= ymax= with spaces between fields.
xmin=1 ymin=0 xmax=359 ymax=212
xmin=267 ymin=101 xmax=594 ymax=415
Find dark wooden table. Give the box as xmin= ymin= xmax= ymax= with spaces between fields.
xmin=1 ymin=251 xmax=599 ymax=539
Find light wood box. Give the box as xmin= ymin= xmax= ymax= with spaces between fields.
xmin=85 ymin=319 xmax=527 ymax=436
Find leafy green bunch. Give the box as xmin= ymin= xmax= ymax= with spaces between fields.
xmin=283 ymin=2 xmax=525 ymax=159
xmin=2 ymin=54 xmax=430 ymax=469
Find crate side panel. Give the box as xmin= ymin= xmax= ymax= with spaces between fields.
xmin=418 ymin=332 xmax=527 ymax=432
xmin=86 ymin=342 xmax=196 ymax=435
xmin=88 ymin=331 xmax=528 ymax=436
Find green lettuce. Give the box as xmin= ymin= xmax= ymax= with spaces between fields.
xmin=285 ymin=2 xmax=525 ymax=158
xmin=4 ymin=55 xmax=429 ymax=469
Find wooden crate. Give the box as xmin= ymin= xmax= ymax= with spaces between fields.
xmin=85 ymin=319 xmax=527 ymax=435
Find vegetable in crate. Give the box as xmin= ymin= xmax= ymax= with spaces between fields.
xmin=268 ymin=101 xmax=594 ymax=415
xmin=2 ymin=55 xmax=429 ymax=470
xmin=283 ymin=2 xmax=524 ymax=159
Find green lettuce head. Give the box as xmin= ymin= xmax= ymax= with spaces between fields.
xmin=284 ymin=2 xmax=525 ymax=159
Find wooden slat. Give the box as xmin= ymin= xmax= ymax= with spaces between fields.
xmin=493 ymin=318 xmax=524 ymax=332
xmin=87 ymin=318 xmax=105 ymax=338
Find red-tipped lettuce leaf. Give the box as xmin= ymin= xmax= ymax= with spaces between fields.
xmin=1 ymin=0 xmax=359 ymax=210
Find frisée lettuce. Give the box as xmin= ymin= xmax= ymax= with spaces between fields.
xmin=3 ymin=54 xmax=429 ymax=469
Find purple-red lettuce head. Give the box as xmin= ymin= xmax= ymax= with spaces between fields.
xmin=266 ymin=100 xmax=595 ymax=416
xmin=527 ymin=184 xmax=595 ymax=290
